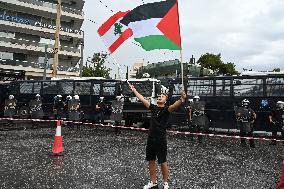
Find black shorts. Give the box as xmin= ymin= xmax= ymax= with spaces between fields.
xmin=146 ymin=137 xmax=167 ymax=164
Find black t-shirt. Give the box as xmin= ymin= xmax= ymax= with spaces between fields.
xmin=148 ymin=104 xmax=170 ymax=140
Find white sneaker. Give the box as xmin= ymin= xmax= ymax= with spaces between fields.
xmin=143 ymin=181 xmax=158 ymax=189
xmin=163 ymin=182 xmax=169 ymax=189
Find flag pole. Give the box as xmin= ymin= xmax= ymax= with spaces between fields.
xmin=176 ymin=0 xmax=186 ymax=92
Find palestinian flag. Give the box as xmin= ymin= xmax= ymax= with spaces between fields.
xmin=97 ymin=11 xmax=133 ymax=53
xmin=120 ymin=0 xmax=181 ymax=51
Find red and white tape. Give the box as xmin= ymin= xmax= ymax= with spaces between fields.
xmin=0 ymin=117 xmax=284 ymax=142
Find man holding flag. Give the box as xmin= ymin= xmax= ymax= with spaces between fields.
xmin=128 ymin=80 xmax=186 ymax=189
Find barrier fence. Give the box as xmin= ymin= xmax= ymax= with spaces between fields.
xmin=0 ymin=117 xmax=284 ymax=143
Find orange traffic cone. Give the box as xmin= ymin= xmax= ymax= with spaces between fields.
xmin=278 ymin=161 xmax=284 ymax=189
xmin=52 ymin=120 xmax=64 ymax=155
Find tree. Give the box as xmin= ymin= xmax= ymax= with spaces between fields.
xmin=197 ymin=53 xmax=223 ymax=73
xmin=197 ymin=53 xmax=239 ymax=76
xmin=219 ymin=62 xmax=239 ymax=76
xmin=82 ymin=52 xmax=111 ymax=78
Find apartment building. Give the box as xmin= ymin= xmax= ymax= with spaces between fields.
xmin=0 ymin=0 xmax=85 ymax=80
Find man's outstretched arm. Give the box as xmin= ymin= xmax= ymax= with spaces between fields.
xmin=168 ymin=91 xmax=187 ymax=113
xmin=128 ymin=81 xmax=150 ymax=109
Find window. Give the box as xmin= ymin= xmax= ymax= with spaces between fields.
xmin=33 ymin=82 xmax=41 ymax=94
xmin=233 ymin=79 xmax=263 ymax=97
xmin=0 ymin=52 xmax=13 ymax=60
xmin=216 ymin=79 xmax=231 ymax=96
xmin=0 ymin=32 xmax=15 ymax=38
xmin=40 ymin=38 xmax=55 ymax=45
xmin=121 ymin=81 xmax=154 ymax=97
xmin=42 ymin=82 xmax=58 ymax=94
xmin=102 ymin=82 xmax=116 ymax=96
xmin=20 ymin=82 xmax=33 ymax=94
xmin=266 ymin=78 xmax=284 ymax=96
xmin=92 ymin=83 xmax=100 ymax=95
xmin=59 ymin=82 xmax=73 ymax=94
xmin=74 ymin=82 xmax=91 ymax=95
xmin=187 ymin=80 xmax=214 ymax=97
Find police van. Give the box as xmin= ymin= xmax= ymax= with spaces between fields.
xmin=169 ymin=74 xmax=284 ymax=131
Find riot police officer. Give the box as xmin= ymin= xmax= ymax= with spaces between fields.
xmin=53 ymin=95 xmax=65 ymax=119
xmin=95 ymin=97 xmax=105 ymax=124
xmin=65 ymin=95 xmax=72 ymax=120
xmin=29 ymin=94 xmax=44 ymax=119
xmin=188 ymin=96 xmax=207 ymax=143
xmin=4 ymin=95 xmax=17 ymax=118
xmin=268 ymin=101 xmax=284 ymax=145
xmin=110 ymin=95 xmax=124 ymax=126
xmin=69 ymin=95 xmax=80 ymax=121
xmin=235 ymin=99 xmax=256 ymax=148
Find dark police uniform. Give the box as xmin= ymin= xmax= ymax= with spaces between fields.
xmin=69 ymin=99 xmax=80 ymax=121
xmin=110 ymin=100 xmax=124 ymax=125
xmin=4 ymin=99 xmax=17 ymax=118
xmin=190 ymin=101 xmax=206 ymax=143
xmin=235 ymin=106 xmax=256 ymax=147
xmin=29 ymin=99 xmax=44 ymax=119
xmin=95 ymin=101 xmax=105 ymax=124
xmin=269 ymin=109 xmax=284 ymax=145
xmin=146 ymin=104 xmax=170 ymax=164
xmin=53 ymin=98 xmax=65 ymax=119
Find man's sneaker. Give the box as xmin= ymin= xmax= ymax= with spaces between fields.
xmin=163 ymin=182 xmax=169 ymax=189
xmin=143 ymin=181 xmax=158 ymax=189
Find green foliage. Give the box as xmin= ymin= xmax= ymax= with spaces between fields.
xmin=197 ymin=53 xmax=223 ymax=72
xmin=219 ymin=62 xmax=239 ymax=76
xmin=197 ymin=53 xmax=239 ymax=76
xmin=82 ymin=52 xmax=111 ymax=78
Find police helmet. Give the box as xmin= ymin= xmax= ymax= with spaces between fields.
xmin=66 ymin=95 xmax=72 ymax=100
xmin=57 ymin=95 xmax=62 ymax=100
xmin=193 ymin=96 xmax=200 ymax=101
xmin=9 ymin=95 xmax=14 ymax=100
xmin=242 ymin=99 xmax=250 ymax=106
xmin=74 ymin=95 xmax=80 ymax=100
xmin=36 ymin=94 xmax=41 ymax=98
xmin=276 ymin=101 xmax=284 ymax=110
xmin=100 ymin=97 xmax=104 ymax=101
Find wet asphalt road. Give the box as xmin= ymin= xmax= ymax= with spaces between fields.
xmin=0 ymin=125 xmax=283 ymax=189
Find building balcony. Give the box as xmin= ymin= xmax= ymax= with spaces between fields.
xmin=0 ymin=36 xmax=81 ymax=58
xmin=0 ymin=19 xmax=83 ymax=40
xmin=0 ymin=59 xmax=80 ymax=73
xmin=1 ymin=0 xmax=84 ymax=21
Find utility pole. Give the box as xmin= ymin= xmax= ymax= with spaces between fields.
xmin=126 ymin=66 xmax=129 ymax=79
xmin=79 ymin=31 xmax=84 ymax=77
xmin=53 ymin=0 xmax=61 ymax=78
xmin=43 ymin=44 xmax=48 ymax=80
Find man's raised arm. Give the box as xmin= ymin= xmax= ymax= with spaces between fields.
xmin=168 ymin=91 xmax=187 ymax=113
xmin=128 ymin=81 xmax=150 ymax=109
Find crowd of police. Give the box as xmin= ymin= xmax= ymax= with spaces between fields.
xmin=186 ymin=96 xmax=284 ymax=147
xmin=3 ymin=94 xmax=284 ymax=146
xmin=3 ymin=94 xmax=123 ymax=125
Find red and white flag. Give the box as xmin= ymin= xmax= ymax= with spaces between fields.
xmin=97 ymin=11 xmax=133 ymax=53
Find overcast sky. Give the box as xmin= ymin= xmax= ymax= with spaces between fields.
xmin=82 ymin=0 xmax=284 ymax=76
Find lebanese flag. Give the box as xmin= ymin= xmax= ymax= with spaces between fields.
xmin=120 ymin=0 xmax=181 ymax=51
xmin=97 ymin=11 xmax=133 ymax=53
